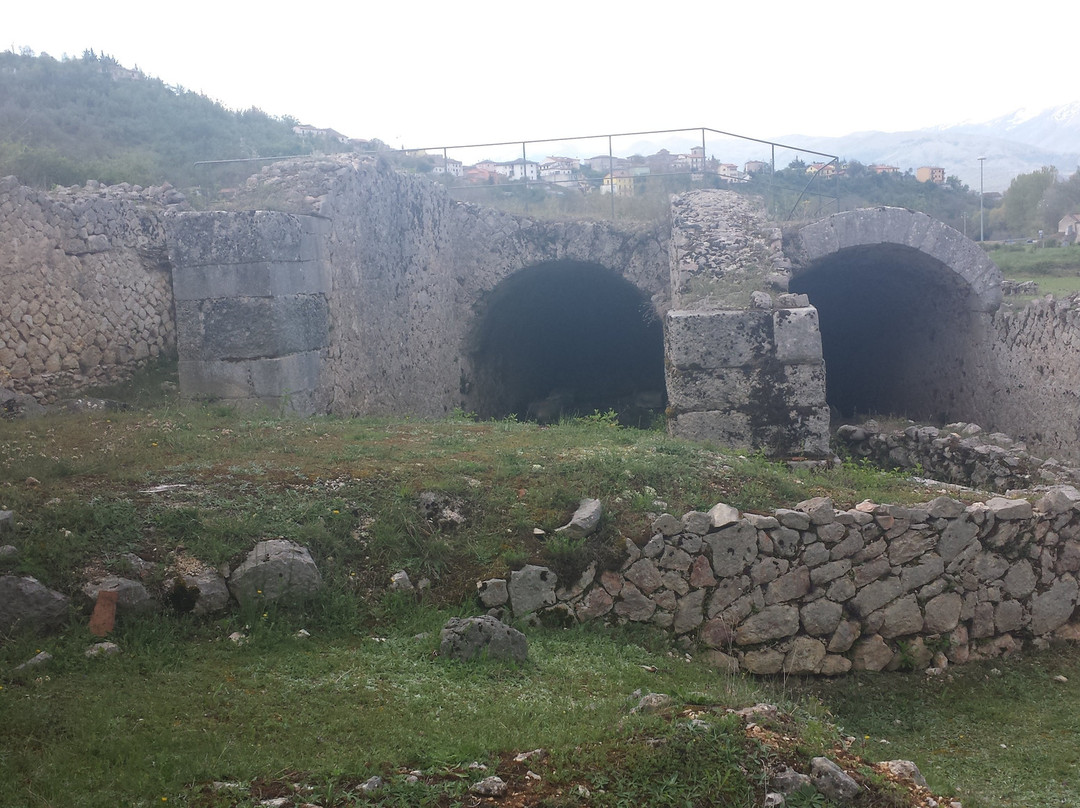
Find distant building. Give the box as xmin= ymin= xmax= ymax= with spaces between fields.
xmin=807 ymin=162 xmax=838 ymax=178
xmin=293 ymin=124 xmax=351 ymax=144
xmin=586 ymin=155 xmax=625 ymax=172
xmin=430 ymin=156 xmax=464 ymax=178
xmin=916 ymin=166 xmax=946 ymax=184
xmin=717 ymin=163 xmax=741 ymax=182
xmin=744 ymin=160 xmax=769 ymax=175
xmin=1058 ymin=213 xmax=1080 ymax=236
xmin=869 ymin=164 xmax=900 ymax=175
xmin=472 ymin=158 xmax=540 ymax=181
xmin=540 ymin=157 xmax=578 ymax=185
xmin=690 ymin=146 xmax=706 ymax=172
xmin=601 ymin=169 xmax=635 ymax=196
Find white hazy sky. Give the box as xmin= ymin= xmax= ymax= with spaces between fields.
xmin=6 ymin=0 xmax=1075 ymax=151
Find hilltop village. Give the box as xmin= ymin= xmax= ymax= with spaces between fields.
xmin=291 ymin=124 xmax=936 ymax=196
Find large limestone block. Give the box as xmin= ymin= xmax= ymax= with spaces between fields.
xmin=0 ymin=575 xmax=69 ymax=635
xmin=772 ymin=307 xmax=823 ymax=364
xmin=228 ymin=539 xmax=322 ymax=605
xmin=439 ymin=615 xmax=528 ymax=663
xmin=1030 ymin=577 xmax=1079 ymax=635
xmin=706 ymin=521 xmax=759 ymax=577
xmin=665 ymin=309 xmax=772 ymax=370
xmin=667 ymin=364 xmax=826 ymax=412
xmin=82 ymin=577 xmax=156 ymax=616
xmin=735 ymin=605 xmax=800 ymax=645
xmin=177 ymin=295 xmax=329 ymax=361
xmin=166 ymin=210 xmax=326 ymax=269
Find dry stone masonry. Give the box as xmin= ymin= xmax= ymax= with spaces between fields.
xmin=480 ymin=488 xmax=1080 ymax=675
xmin=0 ymin=176 xmax=179 ymax=400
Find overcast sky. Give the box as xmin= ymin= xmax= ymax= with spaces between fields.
xmin=7 ymin=0 xmax=1074 ymax=153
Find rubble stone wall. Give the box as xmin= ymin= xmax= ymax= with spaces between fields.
xmin=486 ymin=489 xmax=1080 ymax=675
xmin=974 ymin=295 xmax=1080 ymax=462
xmin=0 ymin=176 xmax=179 ymax=400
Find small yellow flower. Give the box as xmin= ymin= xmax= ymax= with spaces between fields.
xmin=151 ymin=442 xmax=158 ymax=447
xmin=332 ymin=509 xmax=340 ymax=514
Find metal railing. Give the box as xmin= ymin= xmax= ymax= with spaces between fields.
xmin=400 ymin=126 xmax=840 ymax=222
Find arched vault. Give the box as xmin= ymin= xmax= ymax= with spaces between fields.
xmin=787 ymin=207 xmax=1003 ymax=420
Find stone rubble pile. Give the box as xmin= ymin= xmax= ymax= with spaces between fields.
xmin=479 ymin=488 xmax=1080 ymax=675
xmin=835 ymin=420 xmax=1080 ymax=493
xmin=0 ymin=538 xmax=323 ymax=640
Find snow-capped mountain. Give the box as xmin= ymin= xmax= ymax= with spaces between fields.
xmin=779 ymin=102 xmax=1080 ymax=192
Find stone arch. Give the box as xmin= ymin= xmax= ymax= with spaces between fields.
xmin=788 ymin=208 xmax=1002 ymax=421
xmin=465 ymin=260 xmax=666 ymax=425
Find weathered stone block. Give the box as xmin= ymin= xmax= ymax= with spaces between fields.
xmin=773 ymin=306 xmax=823 ymax=364
xmin=851 ymin=635 xmax=895 ymax=671
xmin=765 ymin=567 xmax=810 ymax=605
xmin=801 ymin=598 xmax=843 ymax=636
xmin=784 ymin=636 xmax=827 ymax=674
xmin=509 ymin=564 xmax=558 ymax=616
xmin=706 ymin=522 xmax=759 ymax=577
xmin=665 ymin=309 xmax=772 ymax=370
xmin=735 ymin=604 xmax=800 ymax=645
xmin=1030 ymin=576 xmax=1079 ymax=635
xmin=880 ymin=595 xmax=924 ymax=638
xmin=923 ymin=592 xmax=962 ymax=633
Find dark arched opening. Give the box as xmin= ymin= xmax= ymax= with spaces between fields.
xmin=467 ymin=261 xmax=666 ymax=426
xmin=789 ymin=244 xmax=986 ymax=423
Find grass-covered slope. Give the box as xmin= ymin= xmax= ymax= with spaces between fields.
xmin=0 ymin=367 xmax=1078 ymax=807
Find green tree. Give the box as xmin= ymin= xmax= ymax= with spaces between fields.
xmin=999 ymin=166 xmax=1057 ymax=238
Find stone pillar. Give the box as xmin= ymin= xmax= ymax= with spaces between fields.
xmin=166 ymin=210 xmax=331 ymax=414
xmin=663 ymin=190 xmax=830 ymax=456
xmin=665 ymin=304 xmax=830 ymax=456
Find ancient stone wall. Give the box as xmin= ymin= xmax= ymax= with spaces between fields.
xmin=972 ymin=294 xmax=1080 ymax=462
xmin=165 ymin=210 xmax=331 ymax=414
xmin=0 ymin=176 xmax=179 ymax=400
xmin=665 ymin=191 xmax=830 ymax=456
xmin=835 ymin=421 xmax=1080 ymax=493
xmin=483 ymin=489 xmax=1080 ymax=675
xmin=228 ymin=156 xmax=669 ymax=418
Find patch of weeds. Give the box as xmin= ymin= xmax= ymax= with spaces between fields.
xmin=583 ymin=714 xmax=756 ymax=807
xmin=501 ymin=547 xmax=530 ymax=571
xmin=542 ymin=532 xmax=589 ymax=583
xmin=785 ymin=784 xmax=832 ymax=808
xmin=149 ymin=506 xmax=202 ymax=544
xmin=15 ymin=497 xmax=143 ymax=588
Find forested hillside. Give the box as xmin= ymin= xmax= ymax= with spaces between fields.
xmin=0 ymin=50 xmax=352 ymax=191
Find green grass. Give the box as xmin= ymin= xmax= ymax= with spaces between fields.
xmin=986 ymin=243 xmax=1080 ymax=301
xmin=1 ymin=384 xmax=1078 ymax=807
xmin=787 ymin=649 xmax=1080 ymax=808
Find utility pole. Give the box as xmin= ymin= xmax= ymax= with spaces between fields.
xmin=978 ymin=156 xmax=986 ymax=242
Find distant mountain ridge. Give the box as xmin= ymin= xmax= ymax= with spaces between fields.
xmin=777 ymin=102 xmax=1080 ymax=193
